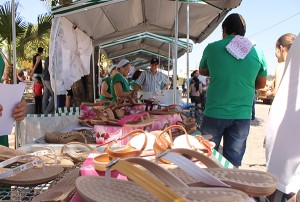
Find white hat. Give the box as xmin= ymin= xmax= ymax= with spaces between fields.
xmin=108 ymin=65 xmax=117 ymax=74
xmin=116 ymin=59 xmax=130 ymax=69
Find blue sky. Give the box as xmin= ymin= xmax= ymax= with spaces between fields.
xmin=15 ymin=0 xmax=300 ymax=76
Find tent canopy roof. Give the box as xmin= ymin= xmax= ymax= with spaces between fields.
xmin=52 ymin=0 xmax=241 ymax=46
xmin=99 ymin=32 xmax=193 ymax=70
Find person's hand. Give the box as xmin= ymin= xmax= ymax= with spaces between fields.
xmin=0 ymin=104 xmax=2 ymax=117
xmin=12 ymin=99 xmax=27 ymax=121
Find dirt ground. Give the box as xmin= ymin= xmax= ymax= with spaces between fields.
xmin=240 ymin=101 xmax=270 ymax=171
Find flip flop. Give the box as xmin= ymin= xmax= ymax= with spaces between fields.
xmin=0 ymin=154 xmax=64 ymax=186
xmin=0 ymin=145 xmax=26 ymax=162
xmin=76 ymin=158 xmax=249 ymax=202
xmin=156 ymin=148 xmax=278 ymax=197
xmin=32 ymin=167 xmax=80 ymax=202
xmin=93 ymin=129 xmax=147 ymax=171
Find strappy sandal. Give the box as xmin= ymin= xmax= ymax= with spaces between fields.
xmin=176 ymin=112 xmax=197 ymax=134
xmin=0 ymin=152 xmax=64 ymax=186
xmin=92 ymin=110 xmax=156 ymax=127
xmin=76 ymin=157 xmax=250 ymax=202
xmin=149 ymin=104 xmax=183 ymax=115
xmin=153 ymin=125 xmax=214 ymax=159
xmin=156 ymin=148 xmax=278 ymax=197
xmin=44 ymin=129 xmax=95 ymax=144
xmin=93 ymin=129 xmax=148 ymax=171
xmin=61 ymin=142 xmax=99 ymax=163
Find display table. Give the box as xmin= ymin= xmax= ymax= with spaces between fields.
xmin=94 ymin=113 xmax=182 ymax=145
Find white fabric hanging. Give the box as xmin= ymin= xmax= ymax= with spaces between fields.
xmin=265 ymin=32 xmax=300 ymax=194
xmin=49 ymin=17 xmax=93 ymax=96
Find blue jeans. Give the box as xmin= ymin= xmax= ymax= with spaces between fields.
xmin=200 ymin=116 xmax=250 ymax=166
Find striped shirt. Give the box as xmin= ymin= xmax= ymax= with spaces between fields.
xmin=135 ymin=69 xmax=169 ymax=93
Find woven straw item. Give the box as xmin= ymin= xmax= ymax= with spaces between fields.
xmin=61 ymin=142 xmax=99 ymax=163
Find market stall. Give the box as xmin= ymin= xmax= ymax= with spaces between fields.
xmin=4 ymin=0 xmax=280 ymax=201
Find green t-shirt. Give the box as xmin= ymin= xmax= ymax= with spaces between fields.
xmin=99 ymin=77 xmax=112 ymax=101
xmin=200 ymin=35 xmax=267 ymax=119
xmin=111 ymin=72 xmax=131 ymax=102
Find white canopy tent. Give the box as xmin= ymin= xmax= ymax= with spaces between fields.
xmin=99 ymin=32 xmax=193 ymax=70
xmin=49 ymin=0 xmax=242 ymax=102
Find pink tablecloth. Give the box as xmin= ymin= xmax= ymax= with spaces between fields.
xmin=71 ymin=153 xmax=128 ymax=202
xmin=94 ymin=113 xmax=182 ymax=145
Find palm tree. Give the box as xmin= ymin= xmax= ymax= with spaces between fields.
xmin=0 ymin=1 xmax=26 ymax=64
xmin=17 ymin=13 xmax=52 ymax=60
xmin=0 ymin=1 xmax=27 ymax=82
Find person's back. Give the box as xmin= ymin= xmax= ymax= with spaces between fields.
xmin=32 ymin=53 xmax=43 ymax=75
xmin=202 ymin=36 xmax=266 ymax=119
xmin=199 ymin=13 xmax=267 ymax=168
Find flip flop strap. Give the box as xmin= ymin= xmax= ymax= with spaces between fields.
xmin=125 ymin=157 xmax=187 ymax=187
xmin=156 ymin=150 xmax=230 ymax=187
xmin=117 ymin=112 xmax=149 ymax=126
xmin=0 ymin=154 xmax=45 ymax=180
xmin=106 ymin=159 xmax=186 ymax=202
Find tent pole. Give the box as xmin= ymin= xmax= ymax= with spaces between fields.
xmin=168 ymin=43 xmax=170 ymax=78
xmin=92 ymin=50 xmax=96 ymax=103
xmin=12 ymin=0 xmax=19 ymax=149
xmin=173 ymin=0 xmax=179 ymax=104
xmin=186 ymin=3 xmax=190 ymax=104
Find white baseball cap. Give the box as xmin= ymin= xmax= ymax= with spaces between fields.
xmin=116 ymin=59 xmax=130 ymax=69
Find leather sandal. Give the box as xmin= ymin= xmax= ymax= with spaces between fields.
xmin=93 ymin=129 xmax=147 ymax=171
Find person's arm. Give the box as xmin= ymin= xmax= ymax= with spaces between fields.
xmin=255 ymin=76 xmax=267 ymax=90
xmin=199 ymin=68 xmax=209 ymax=76
xmin=199 ymin=83 xmax=203 ymax=94
xmin=12 ymin=99 xmax=27 ymax=121
xmin=0 ymin=104 xmax=2 ymax=117
xmin=33 ymin=84 xmax=37 ymax=97
xmin=133 ymin=83 xmax=142 ymax=91
xmin=160 ymin=74 xmax=171 ymax=90
xmin=161 ymin=83 xmax=170 ymax=90
xmin=31 ymin=55 xmax=41 ymax=76
xmin=134 ymin=71 xmax=145 ymax=91
xmin=101 ymin=80 xmax=112 ymax=98
xmin=114 ymin=82 xmax=132 ymax=98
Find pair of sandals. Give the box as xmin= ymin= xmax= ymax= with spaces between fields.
xmin=76 ymin=148 xmax=278 ymax=202
xmin=88 ymin=106 xmax=156 ymax=127
xmin=92 ymin=125 xmax=214 ymax=171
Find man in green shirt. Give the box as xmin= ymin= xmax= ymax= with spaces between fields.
xmin=199 ymin=13 xmax=267 ymax=167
